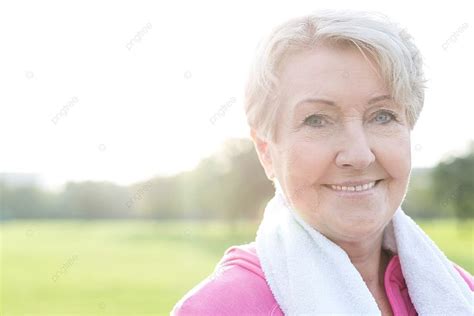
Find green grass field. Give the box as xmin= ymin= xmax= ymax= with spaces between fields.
xmin=1 ymin=219 xmax=472 ymax=315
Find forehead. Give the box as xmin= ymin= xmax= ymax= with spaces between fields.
xmin=278 ymin=45 xmax=389 ymax=111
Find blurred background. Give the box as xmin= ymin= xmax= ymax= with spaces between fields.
xmin=1 ymin=0 xmax=473 ymax=315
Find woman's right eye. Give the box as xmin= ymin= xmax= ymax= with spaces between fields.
xmin=303 ymin=114 xmax=328 ymax=128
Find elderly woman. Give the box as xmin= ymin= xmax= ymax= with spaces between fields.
xmin=173 ymin=10 xmax=473 ymax=315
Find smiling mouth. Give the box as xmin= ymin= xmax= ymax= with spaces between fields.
xmin=324 ymin=179 xmax=383 ymax=192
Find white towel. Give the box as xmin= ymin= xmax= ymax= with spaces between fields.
xmin=255 ymin=179 xmax=473 ymax=315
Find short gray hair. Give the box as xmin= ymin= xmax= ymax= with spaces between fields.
xmin=244 ymin=10 xmax=426 ymax=142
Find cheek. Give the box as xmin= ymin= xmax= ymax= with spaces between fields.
xmin=285 ymin=140 xmax=333 ymax=181
xmin=375 ymin=132 xmax=411 ymax=180
xmin=373 ymin=133 xmax=412 ymax=210
xmin=276 ymin=139 xmax=333 ymax=207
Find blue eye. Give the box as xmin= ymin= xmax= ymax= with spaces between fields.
xmin=374 ymin=110 xmax=397 ymax=124
xmin=303 ymin=115 xmax=328 ymax=128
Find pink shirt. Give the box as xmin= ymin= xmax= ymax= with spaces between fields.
xmin=172 ymin=242 xmax=474 ymax=315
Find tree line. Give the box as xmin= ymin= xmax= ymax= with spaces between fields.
xmin=1 ymin=139 xmax=473 ymax=221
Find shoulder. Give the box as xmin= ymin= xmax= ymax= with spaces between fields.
xmin=171 ymin=242 xmax=283 ymax=316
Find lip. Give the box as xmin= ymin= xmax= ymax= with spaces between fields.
xmin=323 ymin=179 xmax=383 ymax=197
xmin=326 ymin=179 xmax=382 ymax=186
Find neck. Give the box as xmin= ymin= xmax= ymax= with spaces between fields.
xmin=337 ymin=234 xmax=390 ymax=290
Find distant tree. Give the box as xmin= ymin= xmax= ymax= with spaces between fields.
xmin=432 ymin=143 xmax=474 ymax=220
xmin=136 ymin=138 xmax=273 ymax=223
xmin=402 ymin=168 xmax=448 ymax=218
xmin=61 ymin=181 xmax=131 ymax=218
xmin=213 ymin=138 xmax=273 ymax=227
xmin=0 ymin=183 xmax=58 ymax=219
xmin=135 ymin=176 xmax=190 ymax=219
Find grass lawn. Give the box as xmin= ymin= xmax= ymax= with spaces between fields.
xmin=1 ymin=219 xmax=472 ymax=315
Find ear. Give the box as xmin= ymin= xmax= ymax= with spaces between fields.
xmin=250 ymin=128 xmax=275 ymax=180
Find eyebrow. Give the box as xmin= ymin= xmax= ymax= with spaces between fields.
xmin=295 ymin=94 xmax=393 ymax=108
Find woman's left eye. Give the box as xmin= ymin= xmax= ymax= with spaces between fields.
xmin=373 ymin=110 xmax=397 ymax=124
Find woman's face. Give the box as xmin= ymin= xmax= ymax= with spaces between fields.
xmin=252 ymin=45 xmax=412 ymax=244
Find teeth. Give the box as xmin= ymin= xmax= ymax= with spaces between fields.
xmin=330 ymin=181 xmax=376 ymax=192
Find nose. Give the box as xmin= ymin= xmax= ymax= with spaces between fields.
xmin=335 ymin=125 xmax=375 ymax=170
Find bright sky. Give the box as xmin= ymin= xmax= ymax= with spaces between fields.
xmin=1 ymin=0 xmax=473 ymax=189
